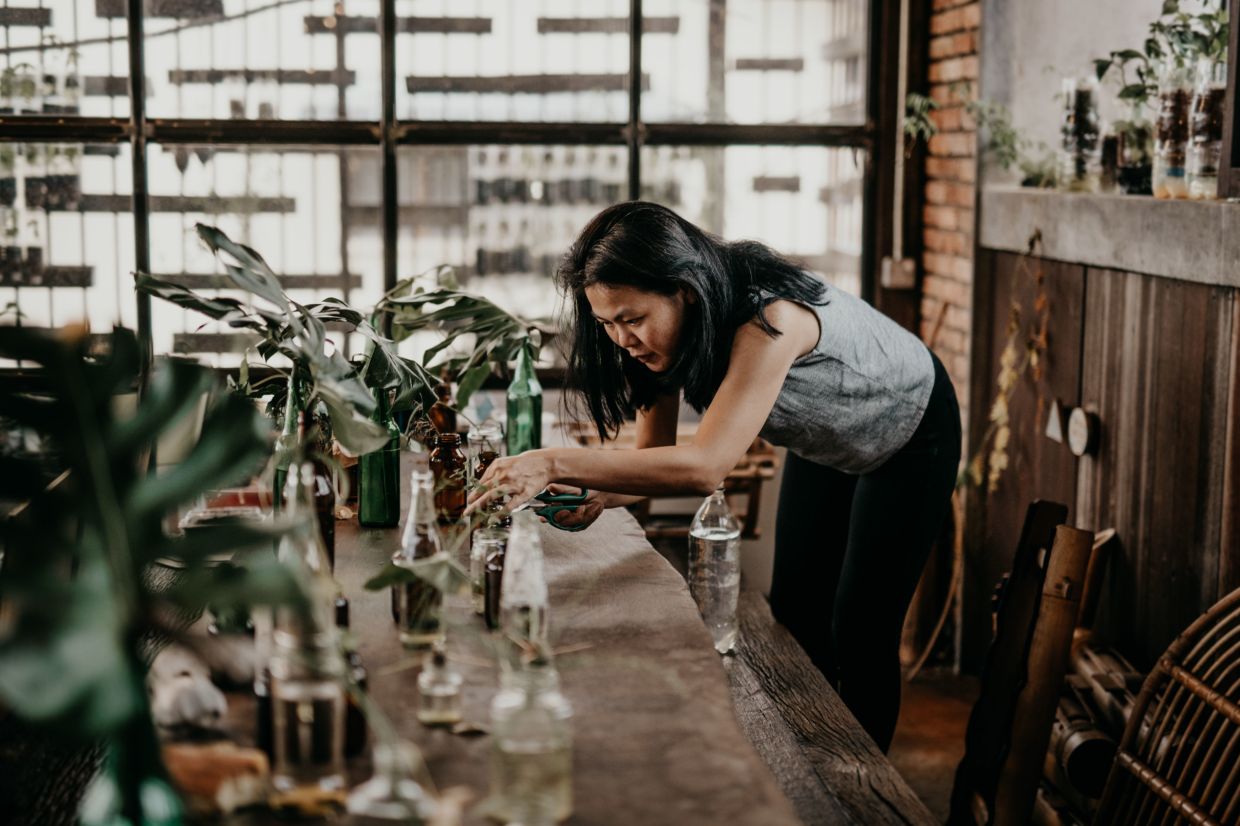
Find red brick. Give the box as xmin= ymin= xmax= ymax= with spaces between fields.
xmin=933 ymin=0 xmax=975 ymax=11
xmin=930 ymin=4 xmax=980 ymax=35
xmin=926 ymin=156 xmax=977 ymax=183
xmin=929 ymin=33 xmax=977 ymax=60
xmin=925 ymin=228 xmax=969 ymax=255
xmin=931 ymin=105 xmax=963 ymax=132
xmin=923 ymin=205 xmax=961 ymax=230
xmin=946 ymin=182 xmax=975 ymax=208
xmin=929 ymin=131 xmax=976 ymax=158
xmin=929 ymin=56 xmax=978 ymax=84
xmin=925 ymin=180 xmax=949 ymax=205
xmin=930 ymin=82 xmax=976 ymax=106
xmin=924 ymin=273 xmax=972 ymax=307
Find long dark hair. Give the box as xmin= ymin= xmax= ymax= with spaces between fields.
xmin=556 ymin=200 xmax=826 ymax=441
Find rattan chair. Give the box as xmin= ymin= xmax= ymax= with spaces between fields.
xmin=1093 ymin=587 xmax=1240 ymax=825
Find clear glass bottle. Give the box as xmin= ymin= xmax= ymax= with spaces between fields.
xmin=1188 ymin=56 xmax=1227 ymax=200
xmin=1117 ymin=103 xmax=1154 ymax=195
xmin=471 ymin=530 xmax=506 ymax=616
xmin=1056 ymin=76 xmax=1101 ymax=193
xmin=467 ymin=420 xmax=505 ymax=486
xmin=506 ymin=344 xmax=542 ymax=456
xmin=392 ymin=460 xmax=434 ymax=623
xmin=416 ymin=644 xmax=463 ymax=726
xmin=490 ymin=658 xmax=574 ymax=825
xmin=346 ymin=740 xmax=438 ymax=824
xmin=688 ymin=487 xmax=742 ymax=655
xmin=335 ymin=597 xmax=368 ymax=758
xmin=270 ymin=462 xmax=347 ymax=810
xmin=500 ymin=511 xmax=550 ymax=661
xmin=359 ymin=386 xmax=402 ymax=527
xmin=1154 ymin=63 xmax=1192 ymax=199
xmin=395 ymin=469 xmax=445 ymax=650
xmin=272 ymin=370 xmax=306 ymax=510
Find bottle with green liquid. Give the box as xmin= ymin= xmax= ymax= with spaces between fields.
xmin=357 ymin=386 xmax=401 ymax=527
xmin=506 ymin=343 xmax=542 ymax=455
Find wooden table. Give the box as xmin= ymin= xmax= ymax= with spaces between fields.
xmin=1 ymin=463 xmax=935 ymax=825
xmin=333 ymin=506 xmax=801 ymax=825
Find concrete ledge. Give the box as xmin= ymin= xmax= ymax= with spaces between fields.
xmin=980 ymin=185 xmax=1240 ymax=287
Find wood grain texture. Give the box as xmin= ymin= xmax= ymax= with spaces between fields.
xmin=727 ymin=592 xmax=937 ymax=826
xmin=1074 ymin=267 xmax=1235 ymax=669
xmin=963 ymin=252 xmax=1085 ymax=669
xmin=316 ymin=504 xmax=805 ymax=826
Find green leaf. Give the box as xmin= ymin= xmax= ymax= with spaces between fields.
xmin=1119 ymin=84 xmax=1149 ymax=100
xmin=164 ymin=551 xmax=309 ymax=619
xmin=1094 ymin=58 xmax=1113 ymax=81
xmin=194 ymin=224 xmax=289 ymax=310
xmin=364 ymin=555 xmax=470 ymax=596
xmin=126 ymin=392 xmax=271 ymax=527
xmin=1114 ymin=48 xmax=1144 ymax=61
xmin=133 ymin=272 xmax=253 ymax=324
xmin=455 ymin=361 xmax=493 ymax=408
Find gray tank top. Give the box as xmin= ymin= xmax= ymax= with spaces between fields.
xmin=757 ymin=284 xmax=935 ymax=475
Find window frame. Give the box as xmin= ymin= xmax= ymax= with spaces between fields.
xmin=0 ymin=0 xmax=901 ymax=374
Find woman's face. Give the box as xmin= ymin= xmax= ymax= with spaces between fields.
xmin=584 ymin=283 xmax=690 ymax=373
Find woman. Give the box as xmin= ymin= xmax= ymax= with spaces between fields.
xmin=468 ymin=201 xmax=960 ymax=752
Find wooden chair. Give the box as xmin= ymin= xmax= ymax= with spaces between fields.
xmin=1092 ymin=586 xmax=1240 ymax=826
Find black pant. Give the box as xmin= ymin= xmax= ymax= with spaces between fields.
xmin=769 ymin=351 xmax=961 ymax=753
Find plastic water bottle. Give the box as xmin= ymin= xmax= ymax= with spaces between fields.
xmin=688 ymin=487 xmax=741 ymax=655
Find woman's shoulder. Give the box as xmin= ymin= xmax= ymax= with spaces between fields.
xmin=739 ymin=298 xmax=822 ymax=361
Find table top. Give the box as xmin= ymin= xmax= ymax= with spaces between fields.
xmin=328 ymin=502 xmax=802 ymax=826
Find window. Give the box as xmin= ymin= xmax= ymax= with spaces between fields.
xmin=0 ymin=0 xmax=879 ymax=363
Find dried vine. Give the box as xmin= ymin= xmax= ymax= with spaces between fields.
xmin=966 ymin=230 xmax=1051 ymax=492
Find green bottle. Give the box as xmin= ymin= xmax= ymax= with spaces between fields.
xmin=272 ymin=369 xmax=306 ymax=512
xmin=358 ymin=386 xmax=401 ymax=527
xmin=506 ymin=343 xmax=542 ymax=455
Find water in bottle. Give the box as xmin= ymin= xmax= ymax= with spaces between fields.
xmin=688 ymin=487 xmax=741 ymax=655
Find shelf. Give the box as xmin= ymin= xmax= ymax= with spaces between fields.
xmin=0 ymin=266 xmax=93 ymax=288
xmin=406 ymin=73 xmax=649 ymax=94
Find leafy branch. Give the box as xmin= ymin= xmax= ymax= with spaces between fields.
xmin=0 ymin=326 xmax=308 ymax=822
xmin=136 ymin=224 xmax=438 ymax=456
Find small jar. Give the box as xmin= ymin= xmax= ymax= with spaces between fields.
xmin=1153 ymin=63 xmax=1192 ymax=199
xmin=1116 ymin=104 xmax=1154 ymax=195
xmin=416 ymin=645 xmax=463 ymax=726
xmin=429 ymin=432 xmax=467 ymax=525
xmin=1188 ymin=56 xmax=1227 ymax=200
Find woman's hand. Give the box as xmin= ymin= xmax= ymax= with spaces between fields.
xmin=539 ymin=484 xmax=606 ymax=531
xmin=466 ymin=449 xmax=555 ymax=515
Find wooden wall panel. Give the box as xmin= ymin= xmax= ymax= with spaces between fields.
xmin=962 ymin=251 xmax=1085 ymax=669
xmin=1074 ymin=269 xmax=1235 ymax=668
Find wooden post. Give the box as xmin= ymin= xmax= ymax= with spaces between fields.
xmin=993 ymin=525 xmax=1094 ymax=825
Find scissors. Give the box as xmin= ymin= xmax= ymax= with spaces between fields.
xmin=513 ymin=487 xmax=591 ymax=532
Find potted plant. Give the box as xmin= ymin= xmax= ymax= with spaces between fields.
xmin=1093 ymin=0 xmax=1229 ymax=197
xmin=0 ymin=325 xmax=310 ymax=824
xmin=136 ymin=224 xmax=439 ymax=478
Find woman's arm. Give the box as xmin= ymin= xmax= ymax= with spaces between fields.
xmin=470 ymin=300 xmax=818 ymax=511
xmin=597 ymin=390 xmax=680 ymax=509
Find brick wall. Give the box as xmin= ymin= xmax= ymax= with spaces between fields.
xmin=921 ymin=0 xmax=979 ymax=430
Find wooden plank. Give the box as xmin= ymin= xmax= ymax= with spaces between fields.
xmin=950 ymin=500 xmax=1069 ymax=824
xmin=95 ymin=0 xmax=222 ymax=19
xmin=734 ymin=58 xmax=806 ymax=72
xmin=0 ymin=8 xmax=51 ymax=26
xmin=76 ymin=195 xmax=296 ymax=214
xmin=303 ymin=16 xmax=493 ymax=35
xmin=1075 ymin=267 xmax=1235 ymax=669
xmin=753 ymin=175 xmax=801 ymax=193
xmin=963 ymin=251 xmax=1085 ymax=670
xmin=537 ymin=17 xmax=680 ymax=34
xmin=730 ymin=592 xmax=938 ymax=826
xmin=1219 ymin=292 xmax=1240 ymax=595
xmin=406 ymin=73 xmax=651 ymax=94
xmin=167 ymin=69 xmax=355 ymax=86
xmin=158 ymin=272 xmax=362 ymax=290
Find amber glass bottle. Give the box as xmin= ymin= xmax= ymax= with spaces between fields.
xmin=429 ymin=433 xmax=467 ymax=525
